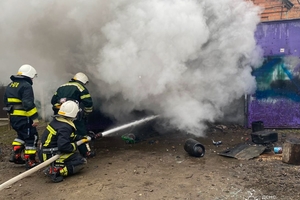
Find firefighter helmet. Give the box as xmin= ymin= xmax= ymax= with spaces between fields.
xmin=58 ymin=101 xmax=79 ymax=118
xmin=17 ymin=64 xmax=37 ymax=79
xmin=73 ymin=72 xmax=89 ymax=84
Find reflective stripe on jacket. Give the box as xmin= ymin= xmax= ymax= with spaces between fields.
xmin=40 ymin=117 xmax=81 ymax=153
xmin=4 ymin=75 xmax=38 ymax=119
xmin=51 ymin=80 xmax=93 ymax=113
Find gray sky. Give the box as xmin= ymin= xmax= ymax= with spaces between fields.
xmin=0 ymin=0 xmax=263 ymax=136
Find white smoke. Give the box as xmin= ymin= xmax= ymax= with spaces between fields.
xmin=0 ymin=0 xmax=263 ymax=136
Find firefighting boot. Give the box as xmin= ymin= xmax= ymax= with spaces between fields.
xmin=9 ymin=146 xmax=25 ymax=164
xmin=85 ymin=151 xmax=96 ymax=158
xmin=24 ymin=154 xmax=39 ymax=170
xmin=45 ymin=165 xmax=64 ymax=183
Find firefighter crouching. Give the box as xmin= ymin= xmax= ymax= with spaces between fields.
xmin=3 ymin=64 xmax=39 ymax=169
xmin=39 ymin=100 xmax=91 ymax=182
xmin=51 ymin=72 xmax=94 ymax=158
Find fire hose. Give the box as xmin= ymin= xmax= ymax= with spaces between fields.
xmin=0 ymin=115 xmax=159 ymax=191
xmin=0 ymin=138 xmax=89 ymax=191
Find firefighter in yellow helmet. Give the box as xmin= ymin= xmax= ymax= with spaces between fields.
xmin=3 ymin=64 xmax=39 ymax=169
xmin=51 ymin=72 xmax=94 ymax=158
xmin=39 ymin=100 xmax=91 ymax=182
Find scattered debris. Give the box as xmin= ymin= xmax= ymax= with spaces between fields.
xmin=212 ymin=140 xmax=222 ymax=146
xmin=274 ymin=147 xmax=282 ymax=154
xmin=218 ymin=143 xmax=266 ymax=160
xmin=282 ymin=137 xmax=300 ymax=165
xmin=257 ymin=152 xmax=283 ymax=161
xmin=184 ymin=138 xmax=205 ymax=157
xmin=215 ymin=125 xmax=227 ymax=131
xmin=251 ymin=121 xmax=264 ymax=132
xmin=251 ymin=130 xmax=278 ymax=144
xmin=121 ymin=133 xmax=136 ymax=144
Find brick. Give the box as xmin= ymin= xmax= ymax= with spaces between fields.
xmin=251 ymin=0 xmax=300 ymax=21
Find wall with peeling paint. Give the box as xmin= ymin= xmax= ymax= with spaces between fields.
xmin=248 ymin=19 xmax=300 ymax=128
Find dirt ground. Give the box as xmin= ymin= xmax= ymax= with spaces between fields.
xmin=1 ymin=121 xmax=300 ymax=200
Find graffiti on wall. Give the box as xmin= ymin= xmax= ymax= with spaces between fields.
xmin=248 ymin=18 xmax=300 ymax=128
xmin=248 ymin=56 xmax=300 ymax=128
xmin=254 ymin=57 xmax=300 ymax=101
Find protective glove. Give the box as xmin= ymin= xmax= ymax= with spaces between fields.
xmin=87 ymin=131 xmax=96 ymax=141
xmin=95 ymin=132 xmax=103 ymax=139
xmin=87 ymin=131 xmax=103 ymax=140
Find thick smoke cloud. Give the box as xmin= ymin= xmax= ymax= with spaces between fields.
xmin=0 ymin=0 xmax=263 ymax=136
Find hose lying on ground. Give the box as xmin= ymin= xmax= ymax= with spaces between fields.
xmin=0 ymin=139 xmax=87 ymax=191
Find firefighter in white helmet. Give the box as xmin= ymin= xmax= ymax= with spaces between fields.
xmin=39 ymin=100 xmax=91 ymax=182
xmin=51 ymin=72 xmax=94 ymax=158
xmin=3 ymin=64 xmax=39 ymax=169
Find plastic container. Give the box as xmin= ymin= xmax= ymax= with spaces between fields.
xmin=184 ymin=138 xmax=205 ymax=157
xmin=251 ymin=121 xmax=264 ymax=132
xmin=121 ymin=133 xmax=136 ymax=144
xmin=274 ymin=147 xmax=282 ymax=154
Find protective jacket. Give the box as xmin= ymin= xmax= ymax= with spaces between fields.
xmin=3 ymin=75 xmax=38 ymax=120
xmin=40 ymin=117 xmax=87 ymax=179
xmin=51 ymin=79 xmax=93 ymax=114
xmin=40 ymin=117 xmax=82 ymax=153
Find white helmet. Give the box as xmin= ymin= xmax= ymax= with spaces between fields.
xmin=58 ymin=100 xmax=79 ymax=118
xmin=73 ymin=72 xmax=89 ymax=84
xmin=17 ymin=64 xmax=37 ymax=79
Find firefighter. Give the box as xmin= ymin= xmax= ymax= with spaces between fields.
xmin=51 ymin=72 xmax=94 ymax=158
xmin=39 ymin=100 xmax=91 ymax=182
xmin=3 ymin=64 xmax=39 ymax=169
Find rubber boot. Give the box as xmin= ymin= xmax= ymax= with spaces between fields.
xmin=24 ymin=154 xmax=39 ymax=170
xmin=9 ymin=145 xmax=25 ymax=164
xmin=47 ymin=165 xmax=64 ymax=183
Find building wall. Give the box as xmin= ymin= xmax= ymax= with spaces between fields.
xmin=247 ymin=1 xmax=300 ymax=128
xmin=248 ymin=19 xmax=300 ymax=128
xmin=251 ymin=0 xmax=300 ymax=21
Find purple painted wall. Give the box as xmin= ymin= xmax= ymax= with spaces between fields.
xmin=248 ymin=19 xmax=300 ymax=128
xmin=255 ymin=19 xmax=300 ymax=57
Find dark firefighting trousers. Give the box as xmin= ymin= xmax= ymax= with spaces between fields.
xmin=10 ymin=116 xmax=38 ymax=161
xmin=74 ymin=118 xmax=89 ymax=157
xmin=39 ymin=150 xmax=86 ymax=176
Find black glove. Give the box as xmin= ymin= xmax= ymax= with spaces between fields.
xmin=88 ymin=131 xmax=103 ymax=140
xmin=87 ymin=131 xmax=96 ymax=141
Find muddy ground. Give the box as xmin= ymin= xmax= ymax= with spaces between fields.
xmin=1 ymin=121 xmax=300 ymax=200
